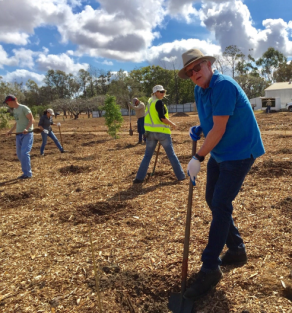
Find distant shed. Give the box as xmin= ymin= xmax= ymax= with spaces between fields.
xmin=265 ymin=81 xmax=292 ymax=108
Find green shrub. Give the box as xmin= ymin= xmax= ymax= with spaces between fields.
xmin=0 ymin=112 xmax=12 ymax=129
xmin=104 ymin=95 xmax=123 ymax=139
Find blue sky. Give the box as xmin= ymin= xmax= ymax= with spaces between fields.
xmin=0 ymin=0 xmax=291 ymax=86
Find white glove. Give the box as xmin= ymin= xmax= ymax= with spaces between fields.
xmin=57 ymin=122 xmax=61 ymax=127
xmin=43 ymin=129 xmax=49 ymax=134
xmin=187 ymin=157 xmax=201 ymax=186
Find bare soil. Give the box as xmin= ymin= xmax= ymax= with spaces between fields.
xmin=0 ymin=112 xmax=292 ymax=312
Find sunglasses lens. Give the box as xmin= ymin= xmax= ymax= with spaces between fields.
xmin=185 ymin=62 xmax=204 ymax=77
xmin=193 ymin=64 xmax=201 ymax=73
xmin=159 ymin=90 xmax=165 ymax=93
xmin=186 ymin=69 xmax=193 ymax=77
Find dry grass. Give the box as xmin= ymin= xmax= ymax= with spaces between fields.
xmin=0 ymin=112 xmax=292 ymax=312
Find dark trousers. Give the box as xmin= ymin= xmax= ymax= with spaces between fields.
xmin=137 ymin=117 xmax=145 ymax=142
xmin=201 ymin=156 xmax=255 ymax=270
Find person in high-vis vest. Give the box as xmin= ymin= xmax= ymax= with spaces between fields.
xmin=133 ymin=85 xmax=185 ymax=184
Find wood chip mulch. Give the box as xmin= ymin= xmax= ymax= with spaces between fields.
xmin=0 ymin=112 xmax=292 ymax=312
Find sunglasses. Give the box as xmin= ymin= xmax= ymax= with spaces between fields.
xmin=185 ymin=60 xmax=206 ymax=78
xmin=158 ymin=90 xmax=165 ymax=94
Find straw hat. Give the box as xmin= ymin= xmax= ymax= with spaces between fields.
xmin=178 ymin=49 xmax=216 ymax=79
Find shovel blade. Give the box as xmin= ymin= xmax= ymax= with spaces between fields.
xmin=129 ymin=129 xmax=133 ymax=136
xmin=168 ymin=293 xmax=194 ymax=313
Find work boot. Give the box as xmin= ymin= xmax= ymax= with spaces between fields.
xmin=220 ymin=249 xmax=247 ymax=266
xmin=183 ymin=268 xmax=223 ymax=300
xmin=133 ymin=178 xmax=143 ymax=184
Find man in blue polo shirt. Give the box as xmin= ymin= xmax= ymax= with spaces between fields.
xmin=178 ymin=49 xmax=265 ymax=300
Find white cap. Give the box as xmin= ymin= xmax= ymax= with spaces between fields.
xmin=47 ymin=108 xmax=54 ymax=115
xmin=152 ymin=85 xmax=165 ymax=93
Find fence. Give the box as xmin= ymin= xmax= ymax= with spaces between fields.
xmin=92 ymin=103 xmax=196 ymax=117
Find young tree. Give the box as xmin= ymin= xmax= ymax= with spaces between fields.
xmin=104 ymin=95 xmax=123 ymax=138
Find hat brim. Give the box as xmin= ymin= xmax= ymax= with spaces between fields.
xmin=178 ymin=56 xmax=216 ymax=79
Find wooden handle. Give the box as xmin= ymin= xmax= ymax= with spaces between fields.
xmin=151 ymin=143 xmax=161 ymax=176
xmin=180 ymin=140 xmax=197 ymax=294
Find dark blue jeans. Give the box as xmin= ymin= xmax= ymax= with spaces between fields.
xmin=137 ymin=117 xmax=145 ymax=142
xmin=201 ymin=156 xmax=255 ymax=271
xmin=40 ymin=130 xmax=63 ymax=155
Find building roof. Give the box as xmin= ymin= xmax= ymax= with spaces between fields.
xmin=265 ymin=82 xmax=292 ymax=91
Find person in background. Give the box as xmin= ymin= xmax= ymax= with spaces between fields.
xmin=38 ymin=109 xmax=65 ymax=156
xmin=266 ymin=99 xmax=272 ymax=113
xmin=178 ymin=48 xmax=265 ymax=300
xmin=133 ymin=85 xmax=185 ymax=183
xmin=129 ymin=98 xmax=146 ymax=144
xmin=4 ymin=94 xmax=34 ymax=179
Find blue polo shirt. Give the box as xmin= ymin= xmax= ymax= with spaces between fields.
xmin=195 ymin=71 xmax=265 ymax=162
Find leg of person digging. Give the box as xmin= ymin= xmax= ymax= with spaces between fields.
xmin=58 ymin=125 xmax=64 ymax=150
xmin=168 ymin=141 xmax=197 ymax=313
xmin=151 ymin=143 xmax=161 ymax=177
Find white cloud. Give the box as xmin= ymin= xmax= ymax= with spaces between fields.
xmin=166 ymin=0 xmax=199 ymax=21
xmin=256 ymin=19 xmax=292 ymax=57
xmin=200 ymin=0 xmax=292 ymax=58
xmin=0 ymin=46 xmax=36 ymax=69
xmin=0 ymin=0 xmax=71 ymax=45
xmin=36 ymin=53 xmax=89 ymax=73
xmin=57 ymin=0 xmax=166 ymax=60
xmin=12 ymin=48 xmax=35 ymax=69
xmin=145 ymin=38 xmax=221 ymax=68
xmin=2 ymin=69 xmax=45 ymax=85
xmin=0 ymin=32 xmax=30 ymax=45
xmin=0 ymin=46 xmax=18 ymax=68
xmin=0 ymin=0 xmax=291 ymax=74
xmin=102 ymin=60 xmax=114 ymax=66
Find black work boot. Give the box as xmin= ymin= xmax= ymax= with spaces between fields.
xmin=133 ymin=178 xmax=143 ymax=184
xmin=183 ymin=268 xmax=223 ymax=300
xmin=220 ymin=249 xmax=247 ymax=266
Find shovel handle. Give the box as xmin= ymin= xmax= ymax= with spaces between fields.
xmin=151 ymin=143 xmax=161 ymax=176
xmin=180 ymin=140 xmax=197 ymax=295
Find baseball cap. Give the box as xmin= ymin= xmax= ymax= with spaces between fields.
xmin=3 ymin=94 xmax=16 ymax=104
xmin=132 ymin=98 xmax=138 ymax=105
xmin=47 ymin=108 xmax=55 ymax=115
xmin=152 ymin=85 xmax=165 ymax=93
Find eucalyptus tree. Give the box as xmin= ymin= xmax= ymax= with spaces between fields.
xmin=256 ymin=48 xmax=287 ymax=82
xmin=223 ymin=45 xmax=245 ymax=78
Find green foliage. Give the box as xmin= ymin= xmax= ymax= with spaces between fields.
xmin=104 ymin=95 xmax=123 ymax=138
xmin=256 ymin=48 xmax=287 ymax=82
xmin=273 ymin=62 xmax=292 ymax=82
xmin=30 ymin=105 xmax=47 ymax=118
xmin=0 ymin=108 xmax=13 ymax=130
xmin=235 ymin=75 xmax=270 ymax=99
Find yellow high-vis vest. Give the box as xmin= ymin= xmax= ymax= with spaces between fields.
xmin=144 ymin=97 xmax=171 ymax=134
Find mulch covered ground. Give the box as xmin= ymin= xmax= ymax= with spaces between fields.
xmin=0 ymin=112 xmax=292 ymax=313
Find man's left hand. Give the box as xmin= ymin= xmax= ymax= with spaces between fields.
xmin=23 ymin=129 xmax=28 ymax=134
